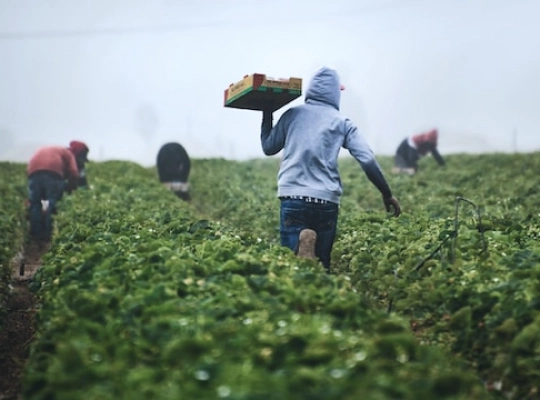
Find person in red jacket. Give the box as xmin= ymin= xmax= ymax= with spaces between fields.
xmin=27 ymin=144 xmax=81 ymax=242
xmin=393 ymin=129 xmax=445 ymax=175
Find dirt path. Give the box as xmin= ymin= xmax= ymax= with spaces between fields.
xmin=0 ymin=242 xmax=47 ymax=400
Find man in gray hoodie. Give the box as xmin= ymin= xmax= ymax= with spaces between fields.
xmin=261 ymin=66 xmax=401 ymax=272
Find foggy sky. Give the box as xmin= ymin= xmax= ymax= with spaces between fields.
xmin=1 ymin=0 xmax=539 ymax=166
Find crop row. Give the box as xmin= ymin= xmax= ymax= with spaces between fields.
xmin=21 ymin=160 xmax=487 ymax=399
xmin=0 ymin=163 xmax=27 ymax=323
xmin=3 ymin=153 xmax=539 ymax=399
xmin=188 ymin=153 xmax=540 ymax=399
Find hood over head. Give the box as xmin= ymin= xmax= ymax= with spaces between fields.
xmin=412 ymin=129 xmax=438 ymax=147
xmin=69 ymin=140 xmax=89 ymax=161
xmin=426 ymin=129 xmax=438 ymax=143
xmin=305 ymin=67 xmax=342 ymax=110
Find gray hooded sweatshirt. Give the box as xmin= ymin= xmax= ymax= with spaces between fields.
xmin=261 ymin=66 xmax=392 ymax=204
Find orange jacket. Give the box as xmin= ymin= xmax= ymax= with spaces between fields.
xmin=27 ymin=146 xmax=79 ymax=189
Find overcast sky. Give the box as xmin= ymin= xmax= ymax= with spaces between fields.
xmin=1 ymin=0 xmax=539 ymax=165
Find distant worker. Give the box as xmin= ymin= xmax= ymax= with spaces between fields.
xmin=26 ymin=143 xmax=82 ymax=242
xmin=156 ymin=142 xmax=191 ymax=201
xmin=393 ymin=128 xmax=445 ymax=175
xmin=69 ymin=140 xmax=90 ymax=188
xmin=260 ymin=66 xmax=401 ymax=273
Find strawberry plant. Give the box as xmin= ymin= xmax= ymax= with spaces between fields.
xmin=0 ymin=162 xmax=27 ymax=323
xmin=2 ymin=152 xmax=539 ymax=398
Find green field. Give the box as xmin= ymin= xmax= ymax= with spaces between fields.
xmin=1 ymin=153 xmax=539 ymax=399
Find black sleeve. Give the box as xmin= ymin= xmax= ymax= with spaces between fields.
xmin=363 ymin=160 xmax=393 ymax=199
xmin=77 ymin=176 xmax=88 ymax=187
xmin=431 ymin=147 xmax=445 ymax=166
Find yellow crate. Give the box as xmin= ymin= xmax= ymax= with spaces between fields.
xmin=224 ymin=73 xmax=302 ymax=111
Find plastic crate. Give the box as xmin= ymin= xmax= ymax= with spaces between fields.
xmin=224 ymin=73 xmax=302 ymax=111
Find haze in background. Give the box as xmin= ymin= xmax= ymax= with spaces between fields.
xmin=1 ymin=0 xmax=539 ymax=166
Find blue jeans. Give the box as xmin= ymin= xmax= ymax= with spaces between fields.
xmin=279 ymin=198 xmax=339 ymax=272
xmin=28 ymin=172 xmax=65 ymax=241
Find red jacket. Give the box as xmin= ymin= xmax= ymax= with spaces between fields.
xmin=411 ymin=129 xmax=438 ymax=156
xmin=27 ymin=146 xmax=79 ymax=189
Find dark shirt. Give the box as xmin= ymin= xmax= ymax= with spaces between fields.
xmin=156 ymin=142 xmax=191 ymax=183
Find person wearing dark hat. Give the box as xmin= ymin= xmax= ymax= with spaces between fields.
xmin=69 ymin=140 xmax=90 ymax=188
xmin=393 ymin=129 xmax=445 ymax=175
xmin=260 ymin=66 xmax=401 ymax=273
xmin=156 ymin=142 xmax=191 ymax=201
xmin=26 ymin=144 xmax=81 ymax=242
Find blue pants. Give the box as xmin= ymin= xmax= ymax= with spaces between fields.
xmin=279 ymin=198 xmax=339 ymax=272
xmin=28 ymin=172 xmax=64 ymax=241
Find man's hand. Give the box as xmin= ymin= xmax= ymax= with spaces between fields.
xmin=65 ymin=180 xmax=77 ymax=194
xmin=384 ymin=195 xmax=401 ymax=217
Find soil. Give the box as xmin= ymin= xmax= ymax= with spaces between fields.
xmin=0 ymin=241 xmax=48 ymax=400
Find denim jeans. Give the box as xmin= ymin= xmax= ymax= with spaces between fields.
xmin=279 ymin=198 xmax=339 ymax=272
xmin=28 ymin=172 xmax=65 ymax=241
